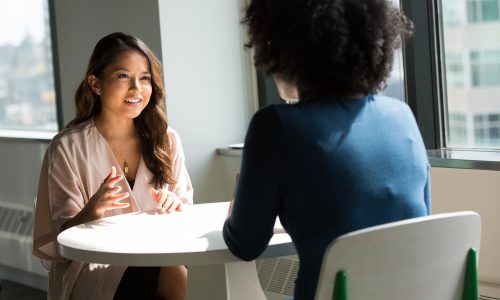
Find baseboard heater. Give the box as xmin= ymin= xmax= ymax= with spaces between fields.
xmin=256 ymin=256 xmax=500 ymax=300
xmin=0 ymin=201 xmax=47 ymax=291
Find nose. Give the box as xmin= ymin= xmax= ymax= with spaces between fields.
xmin=129 ymin=77 xmax=142 ymax=92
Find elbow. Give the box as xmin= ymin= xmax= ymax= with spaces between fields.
xmin=223 ymin=221 xmax=266 ymax=261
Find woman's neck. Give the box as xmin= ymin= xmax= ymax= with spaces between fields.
xmin=94 ymin=114 xmax=137 ymax=140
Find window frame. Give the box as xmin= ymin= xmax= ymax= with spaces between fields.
xmin=0 ymin=0 xmax=63 ymax=141
xmin=403 ymin=0 xmax=500 ymax=170
xmin=401 ymin=0 xmax=446 ymax=150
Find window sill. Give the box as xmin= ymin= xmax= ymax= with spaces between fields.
xmin=217 ymin=147 xmax=500 ymax=171
xmin=0 ymin=129 xmax=56 ymax=142
xmin=428 ymin=149 xmax=500 ymax=171
xmin=216 ymin=147 xmax=243 ymax=157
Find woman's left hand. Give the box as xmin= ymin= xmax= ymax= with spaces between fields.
xmin=149 ymin=187 xmax=183 ymax=214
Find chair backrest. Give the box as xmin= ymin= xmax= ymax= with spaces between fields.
xmin=314 ymin=211 xmax=481 ymax=300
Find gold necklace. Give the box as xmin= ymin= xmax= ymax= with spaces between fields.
xmin=122 ymin=148 xmax=132 ymax=174
xmin=111 ymin=139 xmax=135 ymax=175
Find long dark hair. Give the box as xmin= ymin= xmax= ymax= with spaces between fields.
xmin=67 ymin=32 xmax=174 ymax=188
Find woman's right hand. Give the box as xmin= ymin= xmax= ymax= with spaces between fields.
xmin=62 ymin=166 xmax=130 ymax=231
xmin=87 ymin=166 xmax=130 ymax=219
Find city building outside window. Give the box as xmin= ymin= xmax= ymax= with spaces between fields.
xmin=443 ymin=0 xmax=466 ymax=25
xmin=467 ymin=0 xmax=500 ymax=23
xmin=449 ymin=113 xmax=468 ymax=145
xmin=474 ymin=113 xmax=500 ymax=146
xmin=442 ymin=0 xmax=500 ymax=148
xmin=470 ymin=50 xmax=500 ymax=87
xmin=0 ymin=0 xmax=58 ymax=139
xmin=445 ymin=52 xmax=466 ymax=88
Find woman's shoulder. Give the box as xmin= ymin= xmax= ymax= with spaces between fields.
xmin=251 ymin=104 xmax=283 ymax=124
xmin=372 ymin=93 xmax=412 ymax=110
xmin=47 ymin=120 xmax=95 ymax=154
xmin=166 ymin=126 xmax=184 ymax=152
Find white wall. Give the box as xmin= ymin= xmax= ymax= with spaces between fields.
xmin=158 ymin=0 xmax=254 ymax=203
xmin=0 ymin=141 xmax=46 ymax=206
xmin=431 ymin=167 xmax=500 ymax=285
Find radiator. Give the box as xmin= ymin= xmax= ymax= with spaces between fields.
xmin=256 ymin=257 xmax=500 ymax=300
xmin=0 ymin=201 xmax=48 ymax=290
xmin=257 ymin=255 xmax=298 ymax=300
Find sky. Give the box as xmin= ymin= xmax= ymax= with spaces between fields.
xmin=0 ymin=0 xmax=46 ymax=46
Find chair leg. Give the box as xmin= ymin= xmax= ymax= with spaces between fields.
xmin=462 ymin=248 xmax=478 ymax=300
xmin=333 ymin=271 xmax=347 ymax=300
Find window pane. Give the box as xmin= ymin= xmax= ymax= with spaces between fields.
xmin=380 ymin=0 xmax=406 ymax=101
xmin=467 ymin=0 xmax=479 ymax=22
xmin=482 ymin=0 xmax=500 ymax=21
xmin=470 ymin=50 xmax=500 ymax=86
xmin=0 ymin=0 xmax=58 ymax=135
xmin=466 ymin=0 xmax=500 ymax=22
xmin=443 ymin=0 xmax=500 ymax=148
xmin=445 ymin=52 xmax=465 ymax=87
xmin=443 ymin=0 xmax=465 ymax=25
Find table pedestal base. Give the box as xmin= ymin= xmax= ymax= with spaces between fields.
xmin=186 ymin=261 xmax=266 ymax=300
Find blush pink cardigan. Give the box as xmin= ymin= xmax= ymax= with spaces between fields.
xmin=33 ymin=119 xmax=193 ymax=300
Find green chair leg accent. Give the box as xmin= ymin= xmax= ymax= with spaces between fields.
xmin=333 ymin=271 xmax=347 ymax=300
xmin=462 ymin=248 xmax=478 ymax=300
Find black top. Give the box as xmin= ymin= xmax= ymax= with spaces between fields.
xmin=127 ymin=178 xmax=135 ymax=189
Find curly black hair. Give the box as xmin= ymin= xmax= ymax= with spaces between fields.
xmin=243 ymin=0 xmax=414 ymax=100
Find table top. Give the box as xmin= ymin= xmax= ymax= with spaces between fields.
xmin=57 ymin=202 xmax=295 ymax=266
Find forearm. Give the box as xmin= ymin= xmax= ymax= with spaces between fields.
xmin=61 ymin=205 xmax=100 ymax=231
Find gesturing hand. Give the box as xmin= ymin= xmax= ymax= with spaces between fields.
xmin=88 ymin=166 xmax=130 ymax=219
xmin=150 ymin=187 xmax=183 ymax=214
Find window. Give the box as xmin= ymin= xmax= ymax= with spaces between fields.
xmin=467 ymin=0 xmax=500 ymax=23
xmin=378 ymin=0 xmax=407 ymax=101
xmin=0 ymin=0 xmax=58 ymax=139
xmin=381 ymin=45 xmax=405 ymax=101
xmin=443 ymin=0 xmax=466 ymax=25
xmin=449 ymin=113 xmax=468 ymax=145
xmin=445 ymin=52 xmax=465 ymax=87
xmin=474 ymin=113 xmax=500 ymax=146
xmin=440 ymin=0 xmax=500 ymax=148
xmin=470 ymin=50 xmax=500 ymax=86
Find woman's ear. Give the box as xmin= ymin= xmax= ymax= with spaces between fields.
xmin=88 ymin=75 xmax=101 ymax=95
xmin=273 ymin=74 xmax=299 ymax=102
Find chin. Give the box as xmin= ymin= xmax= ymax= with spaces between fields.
xmin=124 ymin=111 xmax=143 ymax=119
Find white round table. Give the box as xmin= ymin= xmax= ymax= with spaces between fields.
xmin=57 ymin=202 xmax=295 ymax=300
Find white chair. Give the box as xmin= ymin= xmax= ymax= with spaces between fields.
xmin=315 ymin=211 xmax=481 ymax=300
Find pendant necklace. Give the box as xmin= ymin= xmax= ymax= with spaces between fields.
xmin=123 ymin=145 xmax=133 ymax=175
xmin=113 ymin=141 xmax=134 ymax=175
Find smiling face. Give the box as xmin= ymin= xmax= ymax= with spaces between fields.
xmin=89 ymin=50 xmax=152 ymax=121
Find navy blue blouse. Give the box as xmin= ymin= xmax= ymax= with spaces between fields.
xmin=223 ymin=94 xmax=431 ymax=300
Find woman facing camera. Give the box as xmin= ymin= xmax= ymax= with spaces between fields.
xmin=223 ymin=1 xmax=430 ymax=299
xmin=33 ymin=32 xmax=192 ymax=300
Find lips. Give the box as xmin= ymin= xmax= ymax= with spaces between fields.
xmin=124 ymin=98 xmax=142 ymax=104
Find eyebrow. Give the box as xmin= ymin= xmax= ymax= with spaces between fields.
xmin=111 ymin=67 xmax=150 ymax=74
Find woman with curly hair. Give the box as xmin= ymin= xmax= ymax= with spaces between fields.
xmin=223 ymin=0 xmax=431 ymax=299
xmin=33 ymin=32 xmax=192 ymax=300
